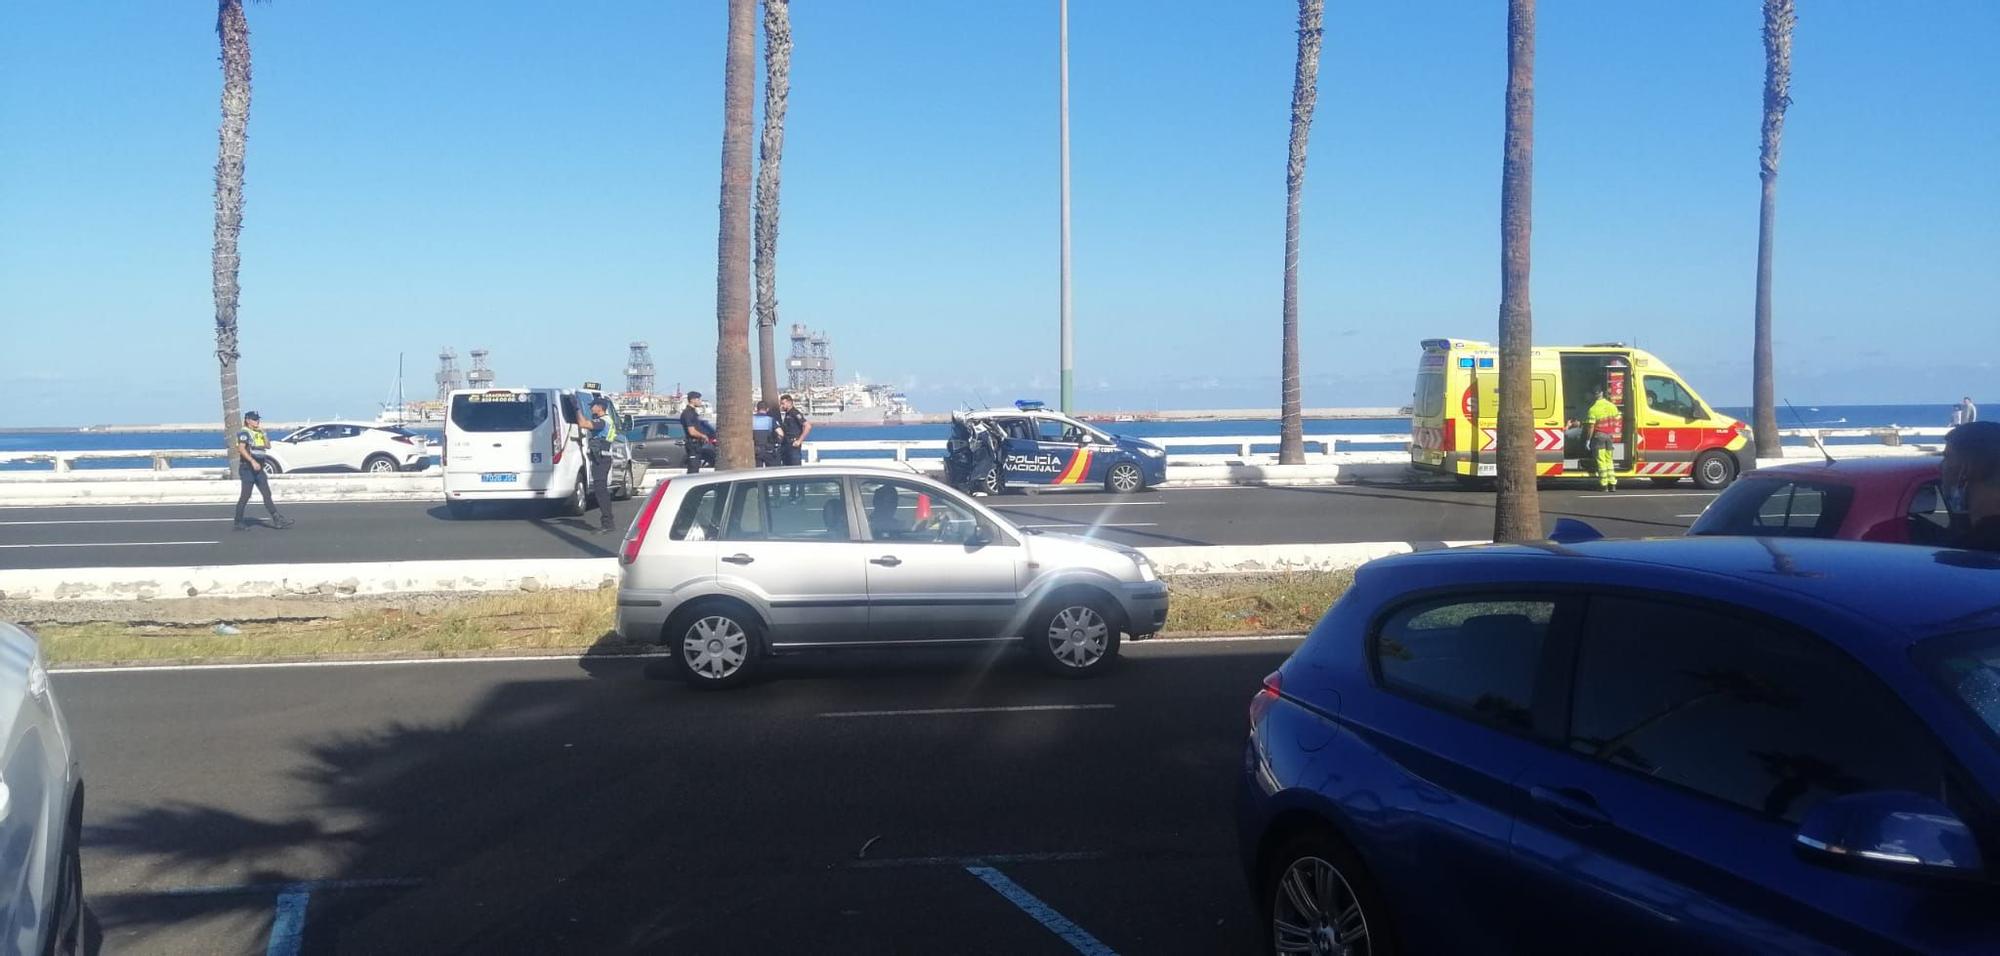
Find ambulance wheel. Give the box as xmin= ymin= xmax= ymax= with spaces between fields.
xmin=1106 ymin=462 xmax=1145 ymax=495
xmin=1692 ymin=450 xmax=1737 ymax=490
xmin=1650 ymin=477 xmax=1683 ymax=487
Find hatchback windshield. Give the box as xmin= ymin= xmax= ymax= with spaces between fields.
xmin=1688 ymin=477 xmax=1856 ymax=538
xmin=449 ymin=392 xmax=549 ymax=432
xmin=1917 ymin=627 xmax=2000 ymax=747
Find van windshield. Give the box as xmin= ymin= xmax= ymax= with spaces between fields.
xmin=450 ymin=392 xmax=549 ymax=432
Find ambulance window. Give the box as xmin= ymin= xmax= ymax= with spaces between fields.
xmin=1644 ymin=377 xmax=1697 ymax=417
xmin=1414 ymin=372 xmax=1445 ymax=418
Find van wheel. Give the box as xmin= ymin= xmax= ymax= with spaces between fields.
xmin=1027 ymin=593 xmax=1121 ymax=678
xmin=1692 ymin=450 xmax=1737 ymax=490
xmin=612 ymin=464 xmax=634 ymax=501
xmin=558 ymin=469 xmax=588 ymax=516
xmin=669 ymin=606 xmax=764 ymax=689
xmin=363 ymin=454 xmax=399 ymax=474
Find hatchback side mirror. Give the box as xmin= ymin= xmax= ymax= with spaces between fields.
xmin=1795 ymin=791 xmax=1985 ymax=881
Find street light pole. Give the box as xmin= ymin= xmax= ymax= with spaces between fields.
xmin=1058 ymin=0 xmax=1074 ymax=413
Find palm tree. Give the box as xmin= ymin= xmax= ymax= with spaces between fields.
xmin=713 ymin=0 xmax=758 ymax=470
xmin=754 ymin=0 xmax=792 ymax=407
xmin=1493 ymin=0 xmax=1542 ymax=543
xmin=1278 ymin=0 xmax=1324 ymax=466
xmin=212 ymin=0 xmax=254 ymax=461
xmin=1751 ymin=0 xmax=1795 ymax=459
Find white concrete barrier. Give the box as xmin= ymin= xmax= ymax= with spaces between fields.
xmin=0 ymin=541 xmax=1486 ymax=603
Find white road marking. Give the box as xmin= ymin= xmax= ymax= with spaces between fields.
xmin=1577 ymin=492 xmax=1718 ymax=499
xmin=992 ymin=500 xmax=1164 ymax=508
xmin=50 ymin=636 xmax=1304 ymax=676
xmin=818 ymin=704 xmax=1117 ymax=719
xmin=0 ymin=518 xmax=232 ymax=526
xmin=0 ymin=540 xmax=220 ymax=549
xmin=1017 ymin=522 xmax=1158 ymax=529
xmin=851 ymin=851 xmax=1108 ymax=870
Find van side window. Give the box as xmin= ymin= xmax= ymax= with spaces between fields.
xmin=559 ymin=394 xmax=581 ymax=427
xmin=1373 ymin=597 xmax=1557 ymax=732
xmin=1643 ymin=376 xmax=1697 ymax=418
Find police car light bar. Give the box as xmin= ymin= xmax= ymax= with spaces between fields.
xmin=1014 ymin=399 xmax=1046 ymax=411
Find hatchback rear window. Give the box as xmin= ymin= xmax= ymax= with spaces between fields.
xmin=1687 ymin=477 xmax=1855 ymax=538
xmin=1373 ymin=597 xmax=1556 ymax=732
xmin=450 ymin=392 xmax=549 ymax=432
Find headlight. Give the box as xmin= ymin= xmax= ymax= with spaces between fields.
xmin=1138 ymin=446 xmax=1166 ymax=459
xmin=1132 ymin=552 xmax=1158 ymax=582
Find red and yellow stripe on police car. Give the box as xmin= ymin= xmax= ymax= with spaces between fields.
xmin=1055 ymin=449 xmax=1094 ymax=485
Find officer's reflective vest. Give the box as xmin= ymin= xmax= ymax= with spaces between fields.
xmin=239 ymin=427 xmax=269 ymax=450
xmin=1588 ymin=400 xmax=1623 ymax=440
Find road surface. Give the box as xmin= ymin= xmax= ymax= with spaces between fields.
xmin=62 ymin=639 xmax=1295 ymax=954
xmin=1 ymin=483 xmax=1716 ymax=569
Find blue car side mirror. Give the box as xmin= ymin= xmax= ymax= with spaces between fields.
xmin=1794 ymin=791 xmax=1985 ymax=881
xmin=1548 ymin=518 xmax=1604 ymax=544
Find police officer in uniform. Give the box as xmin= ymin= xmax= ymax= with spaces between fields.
xmin=234 ymin=411 xmax=293 ymax=530
xmin=777 ymin=394 xmax=811 ymax=467
xmin=752 ymin=401 xmax=780 ymax=467
xmin=576 ymin=396 xmax=619 ymax=534
xmin=681 ymin=392 xmax=715 ymax=473
xmin=1584 ymin=386 xmax=1622 ymax=492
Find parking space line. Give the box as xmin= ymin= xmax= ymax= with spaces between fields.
xmin=266 ymin=889 xmax=310 ymax=956
xmin=0 ymin=517 xmax=231 ymax=525
xmin=965 ymin=865 xmax=1118 ymax=956
xmin=817 ymin=704 xmax=1116 ymax=719
xmin=0 ymin=540 xmax=220 ymax=548
xmin=851 ymin=850 xmax=1108 ymax=870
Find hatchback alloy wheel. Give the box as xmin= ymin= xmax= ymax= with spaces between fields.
xmin=1046 ymin=606 xmax=1109 ymax=668
xmin=1107 ymin=461 xmax=1144 ymax=494
xmin=683 ymin=616 xmax=748 ymax=679
xmin=1272 ymin=855 xmax=1370 ymax=956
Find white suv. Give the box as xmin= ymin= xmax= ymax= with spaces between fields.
xmin=615 ymin=466 xmax=1169 ymax=688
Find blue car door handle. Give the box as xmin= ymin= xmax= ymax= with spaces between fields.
xmin=1529 ymin=786 xmax=1612 ymax=828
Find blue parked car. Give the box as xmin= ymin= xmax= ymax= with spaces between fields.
xmin=1240 ymin=537 xmax=2000 ymax=955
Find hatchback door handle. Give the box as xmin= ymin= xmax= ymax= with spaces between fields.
xmin=723 ymin=553 xmax=755 ymax=565
xmin=1529 ymin=786 xmax=1611 ymax=828
xmin=870 ymin=556 xmax=902 ymax=567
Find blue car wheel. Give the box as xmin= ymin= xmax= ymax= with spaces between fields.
xmin=1262 ymin=829 xmax=1393 ymax=956
xmin=1105 ymin=460 xmax=1145 ymax=494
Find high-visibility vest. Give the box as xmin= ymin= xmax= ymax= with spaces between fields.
xmin=238 ymin=426 xmax=269 ymax=450
xmin=1588 ymin=399 xmax=1622 ymax=440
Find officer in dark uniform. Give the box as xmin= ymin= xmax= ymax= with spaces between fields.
xmin=681 ymin=392 xmax=715 ymax=473
xmin=777 ymin=394 xmax=811 ymax=467
xmin=576 ymin=396 xmax=619 ymax=534
xmin=233 ymin=411 xmax=293 ymax=530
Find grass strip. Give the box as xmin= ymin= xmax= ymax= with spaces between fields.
xmin=33 ymin=571 xmax=1353 ymax=667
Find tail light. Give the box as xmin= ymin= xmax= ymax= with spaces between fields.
xmin=552 ymin=424 xmax=565 ymax=464
xmin=1249 ymin=670 xmax=1282 ymax=727
xmin=1441 ymin=418 xmax=1457 ymax=450
xmin=393 ymin=435 xmax=415 ymax=445
xmin=621 ymin=479 xmax=671 ymax=565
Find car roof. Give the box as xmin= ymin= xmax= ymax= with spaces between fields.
xmin=664 ymin=464 xmax=945 ymax=490
xmin=1742 ymin=455 xmax=1942 ymax=484
xmin=1371 ymin=537 xmax=2000 ymax=645
xmin=963 ymin=408 xmax=1073 ymax=421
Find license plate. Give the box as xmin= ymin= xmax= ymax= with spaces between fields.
xmin=481 ymin=473 xmax=518 ymax=483
xmin=1476 ymin=463 xmax=1497 ymax=477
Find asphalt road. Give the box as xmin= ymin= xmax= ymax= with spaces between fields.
xmin=1 ymin=482 xmax=1715 ymax=569
xmin=60 ymin=639 xmax=1296 ymax=954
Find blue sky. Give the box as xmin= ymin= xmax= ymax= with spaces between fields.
xmin=1 ymin=1 xmax=1995 ymax=427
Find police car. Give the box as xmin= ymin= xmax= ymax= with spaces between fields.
xmin=949 ymin=401 xmax=1167 ymax=494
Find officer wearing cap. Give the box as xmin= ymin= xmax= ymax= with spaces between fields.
xmin=575 ymin=395 xmax=620 ymax=534
xmin=234 ymin=411 xmax=293 ymax=530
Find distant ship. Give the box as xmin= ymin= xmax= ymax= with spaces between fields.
xmin=796 ymin=379 xmax=915 ymax=426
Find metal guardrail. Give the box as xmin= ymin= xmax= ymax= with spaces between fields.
xmin=0 ymin=426 xmax=1950 ymax=474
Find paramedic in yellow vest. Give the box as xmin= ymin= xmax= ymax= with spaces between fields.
xmin=233 ymin=411 xmax=294 ymax=530
xmin=1584 ymin=387 xmax=1622 ymax=492
xmin=577 ymin=395 xmax=620 ymax=534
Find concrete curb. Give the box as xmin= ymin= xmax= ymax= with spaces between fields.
xmin=0 ymin=541 xmax=1484 ymax=603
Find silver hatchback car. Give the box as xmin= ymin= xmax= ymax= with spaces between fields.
xmin=615 ymin=466 xmax=1169 ymax=688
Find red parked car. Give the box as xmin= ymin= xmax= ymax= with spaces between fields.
xmin=1687 ymin=456 xmax=1949 ymax=545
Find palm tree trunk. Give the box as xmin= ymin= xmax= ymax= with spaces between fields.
xmin=714 ymin=0 xmax=758 ymax=470
xmin=1279 ymin=0 xmax=1323 ymax=467
xmin=1752 ymin=0 xmax=1794 ymax=459
xmin=213 ymin=0 xmax=251 ymax=463
xmin=754 ymin=0 xmax=792 ymax=407
xmin=1493 ymin=0 xmax=1542 ymax=543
